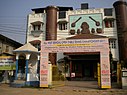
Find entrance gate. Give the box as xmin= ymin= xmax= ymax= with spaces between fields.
xmin=40 ymin=38 xmax=111 ymax=89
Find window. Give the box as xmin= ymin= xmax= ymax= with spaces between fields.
xmin=33 ymin=25 xmax=41 ymax=31
xmin=58 ymin=22 xmax=67 ymax=30
xmin=104 ymin=20 xmax=114 ymax=28
xmin=109 ymin=40 xmax=116 ymax=49
xmin=5 ymin=45 xmax=9 ymax=52
xmin=81 ymin=3 xmax=88 ymax=9
xmin=59 ymin=11 xmax=66 ymax=19
xmin=31 ymin=21 xmax=43 ymax=37
xmin=104 ymin=8 xmax=113 ymax=16
xmin=31 ymin=21 xmax=43 ymax=31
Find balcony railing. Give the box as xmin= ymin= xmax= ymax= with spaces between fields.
xmin=31 ymin=30 xmax=43 ymax=37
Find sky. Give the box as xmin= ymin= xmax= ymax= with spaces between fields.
xmin=0 ymin=0 xmax=126 ymax=44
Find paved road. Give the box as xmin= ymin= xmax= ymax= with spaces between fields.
xmin=0 ymin=81 xmax=127 ymax=95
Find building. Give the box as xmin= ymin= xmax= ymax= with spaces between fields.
xmin=12 ymin=0 xmax=127 ymax=88
xmin=0 ymin=34 xmax=22 ymax=56
xmin=29 ymin=5 xmax=116 ymax=73
xmin=0 ymin=34 xmax=22 ymax=82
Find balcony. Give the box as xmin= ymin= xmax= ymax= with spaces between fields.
xmin=30 ymin=21 xmax=44 ymax=37
xmin=31 ymin=30 xmax=43 ymax=37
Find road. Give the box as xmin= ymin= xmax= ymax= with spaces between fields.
xmin=1 ymin=81 xmax=127 ymax=95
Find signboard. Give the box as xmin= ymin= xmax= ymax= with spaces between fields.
xmin=41 ymin=38 xmax=111 ymax=88
xmin=0 ymin=56 xmax=15 ymax=70
xmin=41 ymin=39 xmax=109 ymax=53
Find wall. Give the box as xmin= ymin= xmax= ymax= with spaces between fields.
xmin=0 ymin=41 xmax=15 ymax=55
xmin=27 ymin=13 xmax=46 ymax=43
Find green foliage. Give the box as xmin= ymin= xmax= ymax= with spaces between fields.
xmin=52 ymin=65 xmax=66 ymax=81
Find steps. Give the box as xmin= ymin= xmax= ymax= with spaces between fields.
xmin=10 ymin=80 xmax=26 ymax=88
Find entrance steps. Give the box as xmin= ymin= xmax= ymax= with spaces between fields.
xmin=10 ymin=80 xmax=26 ymax=87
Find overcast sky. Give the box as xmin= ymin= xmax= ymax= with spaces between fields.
xmin=0 ymin=0 xmax=126 ymax=44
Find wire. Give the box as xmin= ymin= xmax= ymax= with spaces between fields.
xmin=0 ymin=24 xmax=26 ymax=29
xmin=0 ymin=29 xmax=26 ymax=35
xmin=0 ymin=27 xmax=26 ymax=33
xmin=0 ymin=25 xmax=26 ymax=31
xmin=0 ymin=16 xmax=26 ymax=19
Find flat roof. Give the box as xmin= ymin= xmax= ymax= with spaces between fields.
xmin=31 ymin=6 xmax=73 ymax=13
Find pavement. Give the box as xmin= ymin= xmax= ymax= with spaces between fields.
xmin=0 ymin=81 xmax=127 ymax=95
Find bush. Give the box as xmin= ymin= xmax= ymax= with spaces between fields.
xmin=52 ymin=65 xmax=66 ymax=81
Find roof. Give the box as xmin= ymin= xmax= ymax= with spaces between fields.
xmin=104 ymin=17 xmax=115 ymax=21
xmin=0 ymin=34 xmax=22 ymax=47
xmin=31 ymin=21 xmax=44 ymax=25
xmin=29 ymin=40 xmax=41 ymax=44
xmin=57 ymin=6 xmax=73 ymax=11
xmin=57 ymin=20 xmax=68 ymax=23
xmin=31 ymin=6 xmax=73 ymax=13
xmin=13 ymin=43 xmax=38 ymax=53
xmin=31 ymin=8 xmax=45 ymax=13
xmin=66 ymin=34 xmax=107 ymax=39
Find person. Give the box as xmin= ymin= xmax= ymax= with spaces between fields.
xmin=3 ymin=70 xmax=9 ymax=83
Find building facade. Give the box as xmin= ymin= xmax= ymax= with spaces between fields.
xmin=25 ymin=1 xmax=127 ymax=80
xmin=0 ymin=34 xmax=22 ymax=56
xmin=0 ymin=34 xmax=22 ymax=82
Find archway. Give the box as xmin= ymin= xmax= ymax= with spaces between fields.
xmin=40 ymin=38 xmax=111 ymax=89
xmin=17 ymin=53 xmax=26 ymax=79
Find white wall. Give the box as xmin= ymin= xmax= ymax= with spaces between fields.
xmin=26 ymin=13 xmax=46 ymax=43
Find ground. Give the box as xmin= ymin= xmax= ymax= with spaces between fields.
xmin=0 ymin=81 xmax=127 ymax=95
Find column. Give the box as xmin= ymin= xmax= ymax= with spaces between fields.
xmin=15 ymin=60 xmax=18 ymax=80
xmin=37 ymin=55 xmax=40 ymax=79
xmin=26 ymin=54 xmax=30 ymax=81
xmin=48 ymin=62 xmax=52 ymax=86
xmin=25 ymin=59 xmax=28 ymax=80
xmin=15 ymin=54 xmax=19 ymax=80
